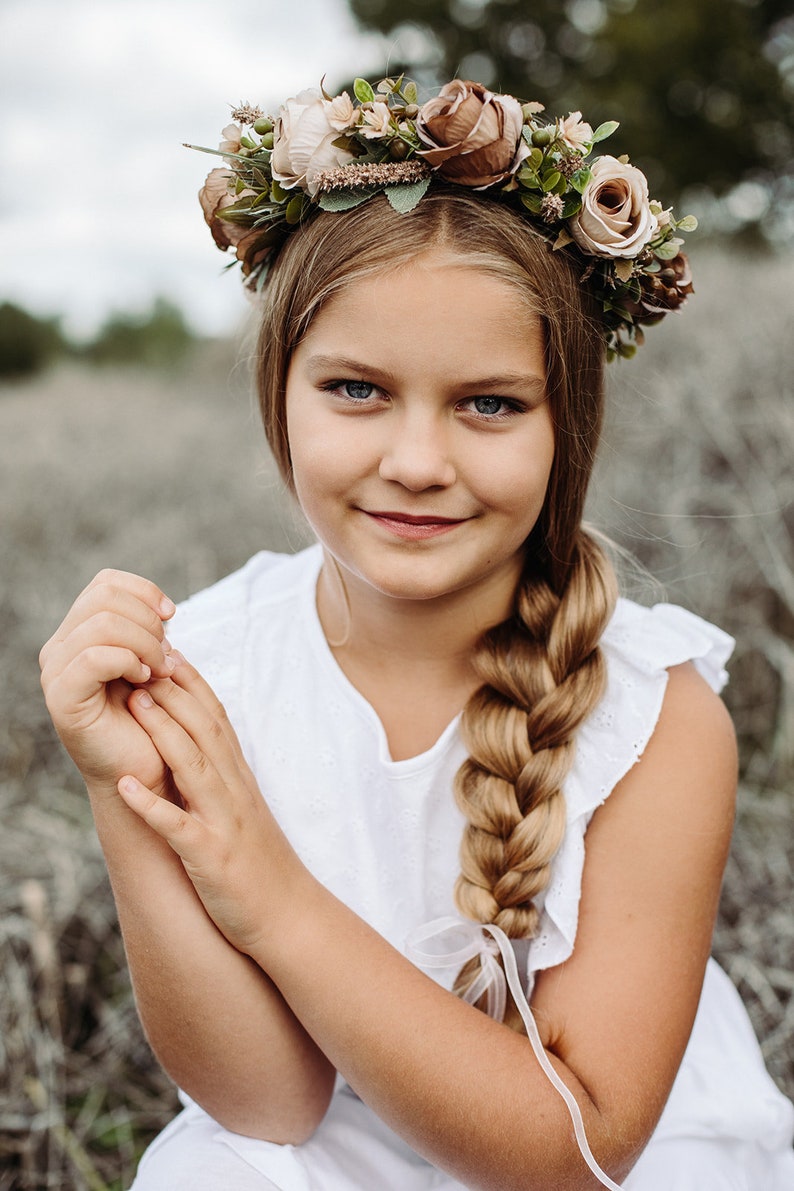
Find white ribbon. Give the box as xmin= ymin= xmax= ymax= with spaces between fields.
xmin=405 ymin=917 xmax=624 ymax=1191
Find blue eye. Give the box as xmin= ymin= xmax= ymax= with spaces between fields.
xmin=344 ymin=381 xmax=374 ymax=400
xmin=473 ymin=396 xmax=503 ymax=416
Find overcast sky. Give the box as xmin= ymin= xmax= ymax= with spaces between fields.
xmin=0 ymin=0 xmax=400 ymax=337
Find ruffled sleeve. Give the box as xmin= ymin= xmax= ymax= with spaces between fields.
xmin=527 ymin=599 xmax=735 ymax=981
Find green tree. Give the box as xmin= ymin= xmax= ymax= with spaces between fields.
xmin=347 ymin=0 xmax=794 ymax=234
xmin=0 ymin=303 xmax=68 ymax=380
xmin=85 ymin=298 xmax=196 ymax=369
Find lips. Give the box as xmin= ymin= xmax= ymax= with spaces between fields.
xmin=362 ymin=510 xmax=467 ymax=540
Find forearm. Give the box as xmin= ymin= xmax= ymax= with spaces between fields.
xmin=254 ymin=876 xmax=632 ymax=1191
xmin=89 ymin=784 xmax=335 ymax=1141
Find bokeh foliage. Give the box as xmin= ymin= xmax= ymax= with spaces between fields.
xmin=348 ymin=0 xmax=794 ymax=235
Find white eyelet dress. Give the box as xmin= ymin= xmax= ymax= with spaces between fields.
xmin=131 ymin=546 xmax=794 ymax=1191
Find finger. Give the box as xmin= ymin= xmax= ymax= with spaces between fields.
xmin=127 ymin=688 xmax=219 ymax=808
xmin=162 ymin=653 xmax=246 ymax=764
xmin=41 ymin=571 xmax=175 ymax=669
xmin=43 ymin=610 xmax=176 ymax=688
xmin=118 ymin=774 xmax=202 ymax=859
xmin=45 ymin=646 xmax=155 ymax=723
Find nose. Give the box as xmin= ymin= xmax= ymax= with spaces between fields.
xmin=378 ymin=409 xmax=457 ymax=491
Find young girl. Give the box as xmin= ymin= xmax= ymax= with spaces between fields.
xmin=40 ymin=78 xmax=794 ymax=1189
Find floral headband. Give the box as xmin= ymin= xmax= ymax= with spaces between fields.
xmin=190 ymin=76 xmax=697 ymax=360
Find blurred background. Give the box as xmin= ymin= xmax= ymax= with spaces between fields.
xmin=1 ymin=1 xmax=792 ymax=1187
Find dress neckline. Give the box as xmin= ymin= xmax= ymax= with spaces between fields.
xmin=300 ymin=547 xmax=462 ymax=775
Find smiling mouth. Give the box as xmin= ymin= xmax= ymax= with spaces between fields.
xmin=362 ymin=511 xmax=467 ymax=540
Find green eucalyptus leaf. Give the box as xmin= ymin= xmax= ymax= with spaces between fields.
xmin=592 ymin=120 xmax=619 ymax=143
xmin=403 ymin=81 xmax=418 ymax=105
xmin=354 ymin=78 xmax=375 ymax=104
xmin=654 ymin=240 xmax=680 ymax=260
xmin=517 ymin=167 xmax=540 ymax=190
xmin=385 ymin=176 xmax=431 ymax=213
xmin=570 ymin=166 xmax=592 ymax=194
xmin=317 ymin=188 xmax=376 ymax=212
xmin=677 ymin=214 xmax=698 ymax=232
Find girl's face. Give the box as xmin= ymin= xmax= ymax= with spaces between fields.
xmin=285 ymin=252 xmax=554 ymax=617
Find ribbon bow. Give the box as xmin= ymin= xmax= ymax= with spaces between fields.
xmin=405 ymin=916 xmax=624 ymax=1191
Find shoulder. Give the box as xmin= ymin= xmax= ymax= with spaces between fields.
xmin=169 ymin=546 xmax=321 ymax=652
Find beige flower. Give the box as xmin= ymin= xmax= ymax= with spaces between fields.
xmin=198 ymin=168 xmax=255 ymax=250
xmin=416 ymin=79 xmax=527 ymax=188
xmin=219 ymin=123 xmax=242 ymax=157
xmin=326 ymin=91 xmax=355 ymax=132
xmin=570 ymin=155 xmax=659 ymax=258
xmin=271 ymin=87 xmax=355 ymax=197
xmin=358 ymin=101 xmax=393 ymax=139
xmin=558 ymin=112 xmax=593 ymax=152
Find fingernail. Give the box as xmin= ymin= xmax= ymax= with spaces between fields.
xmin=136 ymin=691 xmax=154 ymax=709
xmin=162 ymin=637 xmax=173 ymax=653
xmin=170 ymin=650 xmax=184 ymax=667
xmin=160 ymin=596 xmax=176 ymax=618
xmin=164 ymin=655 xmax=176 ymax=673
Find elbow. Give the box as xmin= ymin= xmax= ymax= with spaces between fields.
xmin=185 ymin=1068 xmax=335 ymax=1146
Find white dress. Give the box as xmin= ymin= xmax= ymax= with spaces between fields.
xmin=131 ymin=546 xmax=794 ymax=1190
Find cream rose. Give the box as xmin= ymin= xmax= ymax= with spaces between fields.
xmin=416 ymin=79 xmax=527 ymax=188
xmin=570 ymin=155 xmax=659 ymax=258
xmin=271 ymin=88 xmax=355 ymax=197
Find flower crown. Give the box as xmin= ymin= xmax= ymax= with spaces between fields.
xmin=190 ymin=76 xmax=697 ymax=360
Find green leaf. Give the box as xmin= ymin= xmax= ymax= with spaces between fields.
xmin=270 ymin=179 xmax=289 ymax=202
xmin=541 ymin=170 xmax=561 ymax=193
xmin=354 ymin=78 xmax=375 ymax=104
xmin=520 ymin=193 xmax=543 ymax=214
xmin=317 ymin=188 xmax=375 ymax=212
xmin=561 ymin=195 xmax=582 ymax=218
xmin=592 ymin=120 xmax=619 ymax=143
xmin=403 ymin=81 xmax=418 ymax=105
xmin=517 ymin=167 xmax=540 ymax=190
xmin=677 ymin=214 xmax=698 ymax=232
xmin=654 ymin=240 xmax=680 ymax=260
xmin=385 ymin=176 xmax=431 ymax=213
xmin=570 ymin=166 xmax=592 ymax=194
xmin=285 ymin=194 xmax=307 ymax=224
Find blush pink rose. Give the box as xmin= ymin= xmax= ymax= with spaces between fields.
xmin=570 ymin=155 xmax=659 ymax=258
xmin=416 ymin=80 xmax=527 ymax=188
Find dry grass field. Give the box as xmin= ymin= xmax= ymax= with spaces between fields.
xmin=1 ymin=250 xmax=792 ymax=1188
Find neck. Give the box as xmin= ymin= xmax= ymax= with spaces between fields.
xmin=317 ymin=549 xmax=519 ymax=673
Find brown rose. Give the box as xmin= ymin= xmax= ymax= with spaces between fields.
xmin=570 ymin=155 xmax=658 ymax=259
xmin=199 ymin=167 xmax=256 ymax=252
xmin=416 ymin=80 xmax=526 ymax=188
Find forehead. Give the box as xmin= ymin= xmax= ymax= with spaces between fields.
xmin=294 ymin=253 xmax=546 ymax=383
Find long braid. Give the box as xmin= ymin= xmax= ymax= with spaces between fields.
xmin=453 ymin=530 xmax=617 ymax=1028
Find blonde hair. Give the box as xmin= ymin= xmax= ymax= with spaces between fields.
xmin=255 ymin=190 xmax=618 ymax=1027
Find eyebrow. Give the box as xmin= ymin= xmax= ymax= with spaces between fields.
xmin=302 ymin=354 xmax=545 ymax=393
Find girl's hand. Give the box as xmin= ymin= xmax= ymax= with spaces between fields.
xmin=39 ymin=570 xmax=177 ymax=795
xmin=117 ymin=653 xmax=301 ymax=955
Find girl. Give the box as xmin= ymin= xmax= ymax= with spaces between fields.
xmin=40 ymin=78 xmax=794 ymax=1189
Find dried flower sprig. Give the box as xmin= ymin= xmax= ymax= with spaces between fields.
xmin=188 ymin=75 xmax=697 ymax=359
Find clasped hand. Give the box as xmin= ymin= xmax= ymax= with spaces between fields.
xmin=40 ymin=569 xmax=300 ymax=958
xmin=119 ymin=655 xmax=300 ymax=956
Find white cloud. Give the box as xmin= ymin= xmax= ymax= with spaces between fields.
xmin=0 ymin=0 xmax=387 ymax=335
